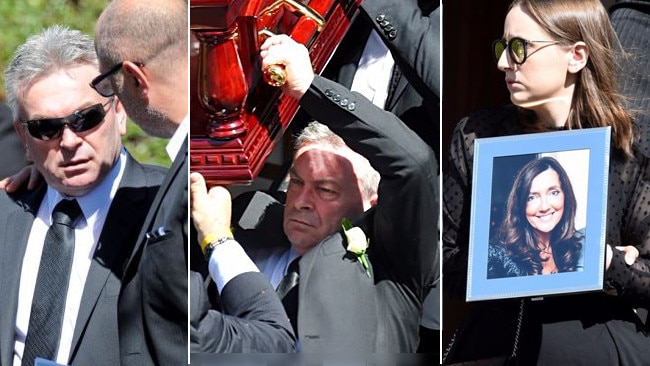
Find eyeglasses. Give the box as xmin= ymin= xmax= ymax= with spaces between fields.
xmin=90 ymin=61 xmax=145 ymax=97
xmin=21 ymin=99 xmax=113 ymax=141
xmin=492 ymin=37 xmax=559 ymax=65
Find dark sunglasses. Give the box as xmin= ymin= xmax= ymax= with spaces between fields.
xmin=492 ymin=37 xmax=559 ymax=65
xmin=90 ymin=61 xmax=144 ymax=97
xmin=21 ymin=99 xmax=113 ymax=141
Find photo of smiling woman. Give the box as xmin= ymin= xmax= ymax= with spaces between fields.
xmin=488 ymin=155 xmax=585 ymax=278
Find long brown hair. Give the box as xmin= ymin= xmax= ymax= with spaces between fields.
xmin=512 ymin=0 xmax=634 ymax=158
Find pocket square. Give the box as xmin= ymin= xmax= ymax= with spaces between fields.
xmin=145 ymin=226 xmax=172 ymax=241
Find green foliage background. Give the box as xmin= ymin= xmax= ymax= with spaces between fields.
xmin=0 ymin=0 xmax=170 ymax=167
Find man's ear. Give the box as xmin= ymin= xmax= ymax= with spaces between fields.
xmin=568 ymin=41 xmax=588 ymax=74
xmin=112 ymin=98 xmax=128 ymax=136
xmin=122 ymin=61 xmax=150 ymax=99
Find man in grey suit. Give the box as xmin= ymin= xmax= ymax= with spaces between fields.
xmin=252 ymin=26 xmax=440 ymax=352
xmin=287 ymin=0 xmax=441 ymax=351
xmin=0 ymin=26 xmax=165 ymax=365
xmin=212 ymin=33 xmax=437 ymax=352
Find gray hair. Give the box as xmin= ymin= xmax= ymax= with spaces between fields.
xmin=4 ymin=25 xmax=97 ymax=121
xmin=294 ymin=121 xmax=380 ymax=201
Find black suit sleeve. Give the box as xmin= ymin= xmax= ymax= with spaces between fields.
xmin=299 ymin=75 xmax=439 ymax=302
xmin=360 ymin=0 xmax=440 ymax=98
xmin=189 ymin=271 xmax=296 ymax=353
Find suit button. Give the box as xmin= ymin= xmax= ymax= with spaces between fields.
xmin=380 ymin=20 xmax=390 ymax=28
xmin=388 ymin=29 xmax=397 ymax=40
xmin=376 ymin=14 xmax=385 ymax=22
xmin=384 ymin=24 xmax=394 ymax=32
xmin=325 ymin=89 xmax=333 ymax=97
xmin=340 ymin=98 xmax=349 ymax=106
xmin=347 ymin=102 xmax=356 ymax=111
xmin=333 ymin=94 xmax=341 ymax=102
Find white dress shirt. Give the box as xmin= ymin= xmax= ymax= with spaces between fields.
xmin=350 ymin=29 xmax=395 ymax=109
xmin=14 ymin=149 xmax=127 ymax=366
xmin=256 ymin=247 xmax=300 ymax=289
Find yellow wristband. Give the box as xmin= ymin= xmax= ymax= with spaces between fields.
xmin=200 ymin=230 xmax=233 ymax=254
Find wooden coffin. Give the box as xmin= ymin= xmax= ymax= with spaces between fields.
xmin=190 ymin=0 xmax=361 ymax=186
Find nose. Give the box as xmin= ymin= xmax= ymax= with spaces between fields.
xmin=538 ymin=196 xmax=550 ymax=211
xmin=497 ymin=48 xmax=511 ymax=71
xmin=59 ymin=126 xmax=83 ymax=150
xmin=292 ymin=186 xmax=314 ymax=211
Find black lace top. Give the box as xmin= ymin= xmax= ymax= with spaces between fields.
xmin=443 ymin=105 xmax=650 ymax=364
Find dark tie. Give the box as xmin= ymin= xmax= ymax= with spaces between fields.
xmin=22 ymin=199 xmax=82 ymax=366
xmin=386 ymin=63 xmax=403 ymax=107
xmin=276 ymin=257 xmax=300 ymax=335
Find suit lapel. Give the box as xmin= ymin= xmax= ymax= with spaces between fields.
xmin=0 ymin=188 xmax=45 ymax=366
xmin=68 ymin=155 xmax=152 ymax=359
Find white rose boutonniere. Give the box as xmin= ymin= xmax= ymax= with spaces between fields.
xmin=342 ymin=217 xmax=371 ymax=278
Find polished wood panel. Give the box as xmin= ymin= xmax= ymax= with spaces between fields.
xmin=190 ymin=0 xmax=361 ymax=187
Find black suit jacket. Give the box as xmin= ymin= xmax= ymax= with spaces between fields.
xmin=119 ymin=139 xmax=188 ymax=366
xmin=238 ymin=75 xmax=439 ymax=353
xmin=0 ymin=153 xmax=165 ymax=366
xmin=320 ymin=0 xmax=440 ymax=156
xmin=326 ymin=0 xmax=442 ymax=336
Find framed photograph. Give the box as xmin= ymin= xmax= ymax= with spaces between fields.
xmin=466 ymin=127 xmax=611 ymax=301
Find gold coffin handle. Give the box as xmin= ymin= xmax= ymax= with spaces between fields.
xmin=258 ymin=0 xmax=326 ymax=87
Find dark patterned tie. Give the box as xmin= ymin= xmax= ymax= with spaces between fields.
xmin=276 ymin=257 xmax=300 ymax=335
xmin=22 ymin=199 xmax=82 ymax=366
xmin=386 ymin=63 xmax=403 ymax=107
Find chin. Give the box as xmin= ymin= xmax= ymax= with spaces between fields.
xmin=58 ymin=177 xmax=98 ymax=196
xmin=288 ymin=235 xmax=319 ymax=253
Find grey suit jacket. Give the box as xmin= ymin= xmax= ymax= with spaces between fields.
xmin=0 ymin=153 xmax=165 ymax=366
xmin=189 ymin=269 xmax=296 ymax=353
xmin=237 ymin=74 xmax=439 ymax=353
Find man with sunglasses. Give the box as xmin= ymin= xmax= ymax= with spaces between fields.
xmin=0 ymin=26 xmax=166 ymax=366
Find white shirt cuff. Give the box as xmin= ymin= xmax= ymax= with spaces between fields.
xmin=207 ymin=239 xmax=260 ymax=293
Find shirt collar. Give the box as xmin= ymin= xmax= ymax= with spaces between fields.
xmin=165 ymin=115 xmax=189 ymax=161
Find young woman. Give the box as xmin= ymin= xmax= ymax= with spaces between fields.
xmin=488 ymin=156 xmax=583 ymax=278
xmin=443 ymin=0 xmax=650 ymax=364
